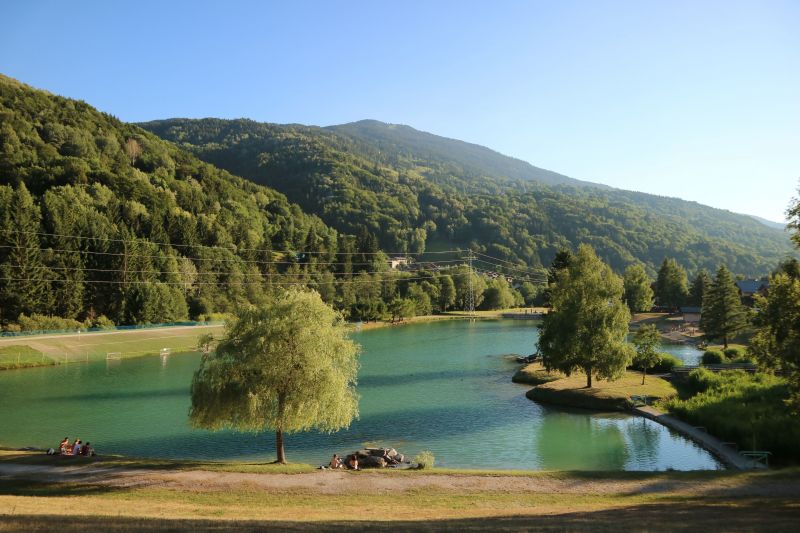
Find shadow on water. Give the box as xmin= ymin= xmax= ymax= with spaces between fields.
xmin=357 ymin=368 xmax=491 ymax=388
xmin=45 ymin=387 xmax=189 ymax=403
xmin=99 ymin=404 xmax=522 ymax=461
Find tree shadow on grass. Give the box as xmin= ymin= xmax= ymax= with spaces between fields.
xmin=1 ymin=500 xmax=799 ymax=532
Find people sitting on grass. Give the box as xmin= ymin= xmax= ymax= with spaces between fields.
xmin=329 ymin=454 xmax=343 ymax=469
xmin=346 ymin=454 xmax=359 ymax=470
xmin=81 ymin=442 xmax=95 ymax=456
xmin=72 ymin=439 xmax=83 ymax=455
xmin=59 ymin=437 xmax=70 ymax=455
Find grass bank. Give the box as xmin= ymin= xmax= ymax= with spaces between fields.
xmin=358 ymin=307 xmax=545 ymax=331
xmin=0 ymin=324 xmax=225 ymax=370
xmin=511 ymin=362 xmax=561 ymax=385
xmin=526 ymin=371 xmax=677 ymax=411
xmin=0 ymin=451 xmax=798 ymax=531
xmin=0 ymin=345 xmax=52 ymax=370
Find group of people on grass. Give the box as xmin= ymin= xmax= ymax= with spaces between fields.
xmin=328 ymin=453 xmax=357 ymax=470
xmin=327 ymin=449 xmax=400 ymax=470
xmin=48 ymin=437 xmax=95 ymax=456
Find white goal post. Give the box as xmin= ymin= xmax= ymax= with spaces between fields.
xmin=106 ymin=352 xmax=122 ymax=360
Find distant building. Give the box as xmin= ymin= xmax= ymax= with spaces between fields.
xmin=735 ymin=279 xmax=769 ymax=298
xmin=388 ymin=256 xmax=410 ymax=270
xmin=680 ymin=306 xmax=702 ymax=323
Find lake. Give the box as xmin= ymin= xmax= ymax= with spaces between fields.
xmin=0 ymin=319 xmax=720 ymax=470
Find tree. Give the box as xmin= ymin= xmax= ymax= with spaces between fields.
xmin=389 ymin=297 xmax=416 ymax=323
xmin=124 ymin=137 xmax=142 ymax=165
xmin=480 ymin=277 xmax=516 ymax=310
xmin=700 ymin=266 xmax=748 ymax=349
xmin=437 ymin=274 xmax=456 ymax=312
xmin=750 ymin=272 xmax=800 ymax=410
xmin=688 ymin=269 xmax=712 ymax=307
xmin=655 ymin=258 xmax=688 ymax=310
xmin=542 ymin=249 xmax=574 ymax=306
xmin=623 ymin=264 xmax=654 ymax=313
xmin=538 ymin=244 xmax=633 ymax=388
xmin=0 ymin=184 xmax=52 ymax=320
xmin=189 ymin=289 xmax=360 ymax=463
xmin=632 ymin=324 xmax=661 ymax=384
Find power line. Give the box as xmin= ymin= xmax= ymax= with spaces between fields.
xmin=0 ymin=228 xmax=463 ymax=256
xmin=0 ymin=271 xmax=475 ymax=287
xmin=0 ymin=244 xmax=466 ymax=267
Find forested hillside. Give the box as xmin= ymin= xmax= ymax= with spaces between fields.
xmin=141 ymin=118 xmax=793 ymax=276
xmin=1 ymin=75 xmax=524 ymax=328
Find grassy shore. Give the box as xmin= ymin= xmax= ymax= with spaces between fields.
xmin=358 ymin=307 xmax=545 ymax=331
xmin=0 ymin=324 xmax=225 ymax=370
xmin=526 ymin=371 xmax=677 ymax=411
xmin=1 ymin=451 xmax=799 ymax=531
xmin=511 ymin=361 xmax=561 ymax=385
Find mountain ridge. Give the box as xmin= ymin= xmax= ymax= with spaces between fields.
xmin=139 ymin=117 xmax=794 ymax=276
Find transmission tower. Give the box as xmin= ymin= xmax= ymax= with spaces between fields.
xmin=467 ymin=250 xmax=475 ymax=320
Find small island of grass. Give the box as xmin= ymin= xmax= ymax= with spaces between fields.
xmin=511 ymin=362 xmax=561 ymax=385
xmin=526 ymin=371 xmax=677 ymax=411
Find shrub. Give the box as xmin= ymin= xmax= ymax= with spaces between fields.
xmin=17 ymin=313 xmax=83 ymax=332
xmin=666 ymin=371 xmax=800 ymax=465
xmin=652 ymin=353 xmax=682 ymax=373
xmin=702 ymin=349 xmax=726 ymax=365
xmin=414 ymin=450 xmax=435 ymax=469
xmin=629 ymin=352 xmax=682 ymax=373
xmin=723 ymin=347 xmax=746 ymax=360
xmin=683 ymin=367 xmax=718 ymax=396
xmin=89 ymin=315 xmax=115 ymax=330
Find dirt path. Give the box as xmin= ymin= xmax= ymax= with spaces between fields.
xmin=2 ymin=463 xmax=799 ymax=499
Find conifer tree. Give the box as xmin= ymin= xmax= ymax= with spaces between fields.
xmin=655 ymin=258 xmax=688 ymax=310
xmin=688 ymin=269 xmax=712 ymax=307
xmin=700 ymin=266 xmax=748 ymax=348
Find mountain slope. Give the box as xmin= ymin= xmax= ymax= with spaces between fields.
xmin=0 ymin=75 xmax=339 ymax=325
xmin=140 ymin=118 xmax=794 ymax=276
xmin=327 ymin=120 xmax=602 ymax=188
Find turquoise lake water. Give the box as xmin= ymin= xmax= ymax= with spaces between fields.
xmin=0 ymin=320 xmax=719 ymax=470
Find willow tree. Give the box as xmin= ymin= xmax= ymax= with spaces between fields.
xmin=538 ymin=244 xmax=633 ymax=388
xmin=189 ymin=289 xmax=360 ymax=463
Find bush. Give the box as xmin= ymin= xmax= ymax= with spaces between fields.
xmin=724 ymin=347 xmax=746 ymax=360
xmin=683 ymin=367 xmax=719 ymax=396
xmin=17 ymin=313 xmax=83 ymax=332
xmin=666 ymin=371 xmax=800 ymax=465
xmin=702 ymin=349 xmax=726 ymax=365
xmin=629 ymin=352 xmax=682 ymax=373
xmin=652 ymin=353 xmax=682 ymax=373
xmin=89 ymin=315 xmax=115 ymax=330
xmin=414 ymin=450 xmax=435 ymax=469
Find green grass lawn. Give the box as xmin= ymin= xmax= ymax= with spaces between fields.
xmin=0 ymin=345 xmax=51 ymax=370
xmin=0 ymin=324 xmax=225 ymax=368
xmin=512 ymin=361 xmax=561 ymax=385
xmin=526 ymin=371 xmax=677 ymax=410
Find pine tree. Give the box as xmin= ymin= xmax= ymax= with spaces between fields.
xmin=700 ymin=266 xmax=748 ymax=348
xmin=0 ymin=184 xmax=52 ymax=320
xmin=655 ymin=258 xmax=688 ymax=310
xmin=688 ymin=269 xmax=712 ymax=307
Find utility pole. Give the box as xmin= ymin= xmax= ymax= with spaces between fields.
xmin=467 ymin=250 xmax=475 ymax=320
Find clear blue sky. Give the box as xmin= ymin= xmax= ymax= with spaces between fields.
xmin=2 ymin=0 xmax=798 ymax=222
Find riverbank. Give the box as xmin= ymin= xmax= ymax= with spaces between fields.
xmin=0 ymin=323 xmax=225 ymax=370
xmin=1 ymin=451 xmax=798 ymax=531
xmin=358 ymin=307 xmax=547 ymax=331
xmin=525 ymin=371 xmax=677 ymax=411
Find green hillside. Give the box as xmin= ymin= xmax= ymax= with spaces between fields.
xmin=141 ymin=118 xmax=793 ymax=275
xmin=0 ymin=75 xmax=342 ymax=325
